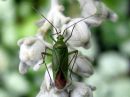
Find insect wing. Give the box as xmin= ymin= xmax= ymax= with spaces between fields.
xmin=52 ymin=47 xmax=68 ymax=80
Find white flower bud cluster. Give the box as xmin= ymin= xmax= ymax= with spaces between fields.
xmin=17 ymin=0 xmax=118 ymax=97
xmin=62 ymin=18 xmax=91 ymax=48
xmin=17 ymin=35 xmax=52 ymax=74
xmin=78 ymin=0 xmax=118 ymax=27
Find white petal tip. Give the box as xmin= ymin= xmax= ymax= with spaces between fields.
xmin=19 ymin=70 xmax=27 ymax=75
xmin=19 ymin=62 xmax=28 ymax=74
xmin=78 ymin=72 xmax=94 ymax=78
xmin=33 ymin=64 xmax=41 ymax=71
xmin=110 ymin=13 xmax=118 ymax=22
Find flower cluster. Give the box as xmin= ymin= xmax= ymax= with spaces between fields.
xmin=17 ymin=0 xmax=118 ymax=97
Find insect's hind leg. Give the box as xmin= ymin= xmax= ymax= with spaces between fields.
xmin=41 ymin=47 xmax=53 ymax=86
xmin=66 ymin=50 xmax=78 ymax=94
xmin=68 ymin=50 xmax=78 ymax=82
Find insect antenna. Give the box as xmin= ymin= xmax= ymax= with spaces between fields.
xmin=32 ymin=7 xmax=59 ymax=35
xmin=64 ymin=14 xmax=96 ymax=32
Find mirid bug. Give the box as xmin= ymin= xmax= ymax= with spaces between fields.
xmin=34 ymin=8 xmax=95 ymax=90
xmin=41 ymin=24 xmax=78 ymax=90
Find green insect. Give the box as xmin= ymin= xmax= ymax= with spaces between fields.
xmin=41 ymin=22 xmax=78 ymax=89
xmin=34 ymin=8 xmax=93 ymax=90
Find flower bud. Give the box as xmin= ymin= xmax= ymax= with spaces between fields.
xmin=69 ymin=55 xmax=94 ymax=77
xmin=79 ymin=0 xmax=118 ymax=27
xmin=63 ymin=18 xmax=91 ymax=48
xmin=18 ymin=36 xmax=51 ymax=74
xmin=71 ymin=82 xmax=94 ymax=97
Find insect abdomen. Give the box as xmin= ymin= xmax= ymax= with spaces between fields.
xmin=55 ymin=70 xmax=67 ymax=89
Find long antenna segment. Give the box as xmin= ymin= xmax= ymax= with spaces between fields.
xmin=32 ymin=7 xmax=59 ymax=34
xmin=62 ymin=14 xmax=97 ymax=35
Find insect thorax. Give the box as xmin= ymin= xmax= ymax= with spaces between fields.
xmin=53 ymin=39 xmax=66 ymax=48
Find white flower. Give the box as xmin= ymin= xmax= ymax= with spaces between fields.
xmin=78 ymin=0 xmax=97 ymax=17
xmin=62 ymin=18 xmax=91 ymax=48
xmin=17 ymin=35 xmax=52 ymax=74
xmin=38 ymin=4 xmax=70 ymax=36
xmin=76 ymin=36 xmax=99 ymax=62
xmin=78 ymin=0 xmax=118 ymax=27
xmin=18 ymin=62 xmax=28 ymax=74
xmin=95 ymin=1 xmax=118 ymax=22
xmin=70 ymin=82 xmax=95 ymax=97
xmin=69 ymin=55 xmax=94 ymax=78
xmin=36 ymin=88 xmax=68 ymax=97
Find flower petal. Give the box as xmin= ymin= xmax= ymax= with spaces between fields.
xmin=78 ymin=0 xmax=97 ymax=17
xmin=18 ymin=35 xmax=51 ymax=72
xmin=71 ymin=82 xmax=94 ymax=97
xmin=19 ymin=62 xmax=28 ymax=74
xmin=63 ymin=18 xmax=91 ymax=48
xmin=69 ymin=55 xmax=94 ymax=77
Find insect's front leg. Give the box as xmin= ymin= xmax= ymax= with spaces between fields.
xmin=41 ymin=46 xmax=52 ymax=64
xmin=41 ymin=47 xmax=54 ymax=88
xmin=68 ymin=50 xmax=78 ymax=80
xmin=41 ymin=47 xmax=52 ymax=61
xmin=33 ymin=47 xmax=52 ymax=71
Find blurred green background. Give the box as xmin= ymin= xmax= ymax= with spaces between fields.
xmin=0 ymin=0 xmax=130 ymax=97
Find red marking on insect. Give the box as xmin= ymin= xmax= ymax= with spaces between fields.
xmin=55 ymin=70 xmax=67 ymax=89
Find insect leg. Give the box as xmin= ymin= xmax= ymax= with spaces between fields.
xmin=68 ymin=50 xmax=78 ymax=55
xmin=68 ymin=50 xmax=78 ymax=81
xmin=41 ymin=46 xmax=52 ymax=62
xmin=65 ymin=24 xmax=76 ymax=43
xmin=33 ymin=7 xmax=59 ymax=34
xmin=41 ymin=47 xmax=53 ymax=86
xmin=42 ymin=52 xmax=51 ymax=56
